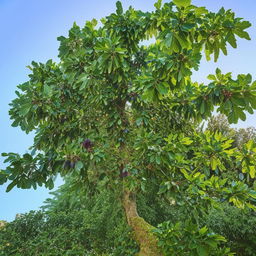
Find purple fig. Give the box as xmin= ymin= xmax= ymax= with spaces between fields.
xmin=63 ymin=160 xmax=71 ymax=170
xmin=82 ymin=139 xmax=93 ymax=150
xmin=70 ymin=161 xmax=76 ymax=169
xmin=120 ymin=171 xmax=129 ymax=178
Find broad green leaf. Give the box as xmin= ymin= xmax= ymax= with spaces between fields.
xmin=19 ymin=103 xmax=31 ymax=116
xmin=200 ymin=101 xmax=205 ymax=114
xmin=181 ymin=137 xmax=193 ymax=145
xmin=214 ymin=46 xmax=220 ymax=62
xmin=75 ymin=161 xmax=84 ymax=171
xmin=207 ymin=74 xmax=216 ymax=80
xmin=173 ymin=0 xmax=191 ymax=8
xmin=43 ymin=84 xmax=52 ymax=96
xmin=195 ymin=7 xmax=208 ymax=15
xmin=91 ymin=18 xmax=98 ymax=27
xmin=249 ymin=190 xmax=256 ymax=199
xmin=142 ymin=88 xmax=157 ymax=102
xmin=249 ymin=166 xmax=255 ymax=179
xmin=165 ymin=32 xmax=173 ymax=47
xmin=116 ymin=1 xmax=123 ymax=15
xmin=210 ymin=157 xmax=218 ymax=170
xmin=181 ymin=23 xmax=196 ymax=32
xmin=154 ymin=0 xmax=162 ymax=9
xmin=197 ymin=246 xmax=208 ymax=256
xmin=226 ymin=32 xmax=237 ymax=48
xmin=46 ymin=179 xmax=54 ymax=190
xmin=234 ymin=30 xmax=251 ymax=40
xmin=6 ymin=181 xmax=17 ymax=192
xmin=175 ymin=33 xmax=189 ymax=48
xmin=237 ymin=20 xmax=251 ymax=30
xmin=157 ymin=83 xmax=169 ymax=95
xmin=199 ymin=226 xmax=208 ymax=235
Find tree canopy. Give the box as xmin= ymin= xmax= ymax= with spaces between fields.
xmin=1 ymin=0 xmax=256 ymax=255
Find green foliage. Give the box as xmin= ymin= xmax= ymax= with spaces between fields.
xmin=0 ymin=180 xmax=174 ymax=256
xmin=207 ymin=114 xmax=256 ymax=148
xmin=1 ymin=179 xmax=256 ymax=255
xmin=206 ymin=114 xmax=256 ymax=186
xmin=0 ymin=192 xmax=138 ymax=256
xmin=154 ymin=221 xmax=233 ymax=256
xmin=173 ymin=0 xmax=191 ymax=8
xmin=0 ymin=211 xmax=90 ymax=256
xmin=205 ymin=204 xmax=256 ymax=256
xmin=1 ymin=0 xmax=256 ymax=254
xmin=1 ymin=0 xmax=255 ymax=191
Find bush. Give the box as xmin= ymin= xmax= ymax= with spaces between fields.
xmin=0 ymin=191 xmax=139 ymax=256
xmin=154 ymin=220 xmax=233 ymax=256
xmin=205 ymin=204 xmax=256 ymax=256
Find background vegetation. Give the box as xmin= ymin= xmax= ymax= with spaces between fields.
xmin=1 ymin=115 xmax=255 ymax=256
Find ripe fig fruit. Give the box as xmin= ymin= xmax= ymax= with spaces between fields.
xmin=70 ymin=161 xmax=76 ymax=169
xmin=82 ymin=139 xmax=93 ymax=150
xmin=120 ymin=171 xmax=129 ymax=178
xmin=63 ymin=160 xmax=71 ymax=170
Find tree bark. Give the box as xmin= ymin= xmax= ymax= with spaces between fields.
xmin=117 ymin=100 xmax=162 ymax=255
xmin=122 ymin=189 xmax=163 ymax=256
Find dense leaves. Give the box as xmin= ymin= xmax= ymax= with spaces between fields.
xmin=1 ymin=180 xmax=256 ymax=255
xmin=1 ymin=0 xmax=256 ymax=255
xmin=206 ymin=204 xmax=256 ymax=256
xmin=0 ymin=189 xmax=138 ymax=256
xmin=154 ymin=221 xmax=232 ymax=256
xmin=1 ymin=0 xmax=255 ymax=193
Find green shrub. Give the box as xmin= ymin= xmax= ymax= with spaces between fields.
xmin=205 ymin=204 xmax=256 ymax=256
xmin=0 ymin=190 xmax=139 ymax=256
xmin=154 ymin=220 xmax=233 ymax=256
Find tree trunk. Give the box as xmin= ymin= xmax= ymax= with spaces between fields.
xmin=123 ymin=189 xmax=163 ymax=256
xmin=117 ymin=102 xmax=162 ymax=255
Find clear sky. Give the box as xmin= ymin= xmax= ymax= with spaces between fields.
xmin=0 ymin=0 xmax=255 ymax=221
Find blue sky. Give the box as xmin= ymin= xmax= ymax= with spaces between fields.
xmin=0 ymin=0 xmax=255 ymax=221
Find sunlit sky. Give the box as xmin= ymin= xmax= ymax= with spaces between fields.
xmin=0 ymin=0 xmax=255 ymax=221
